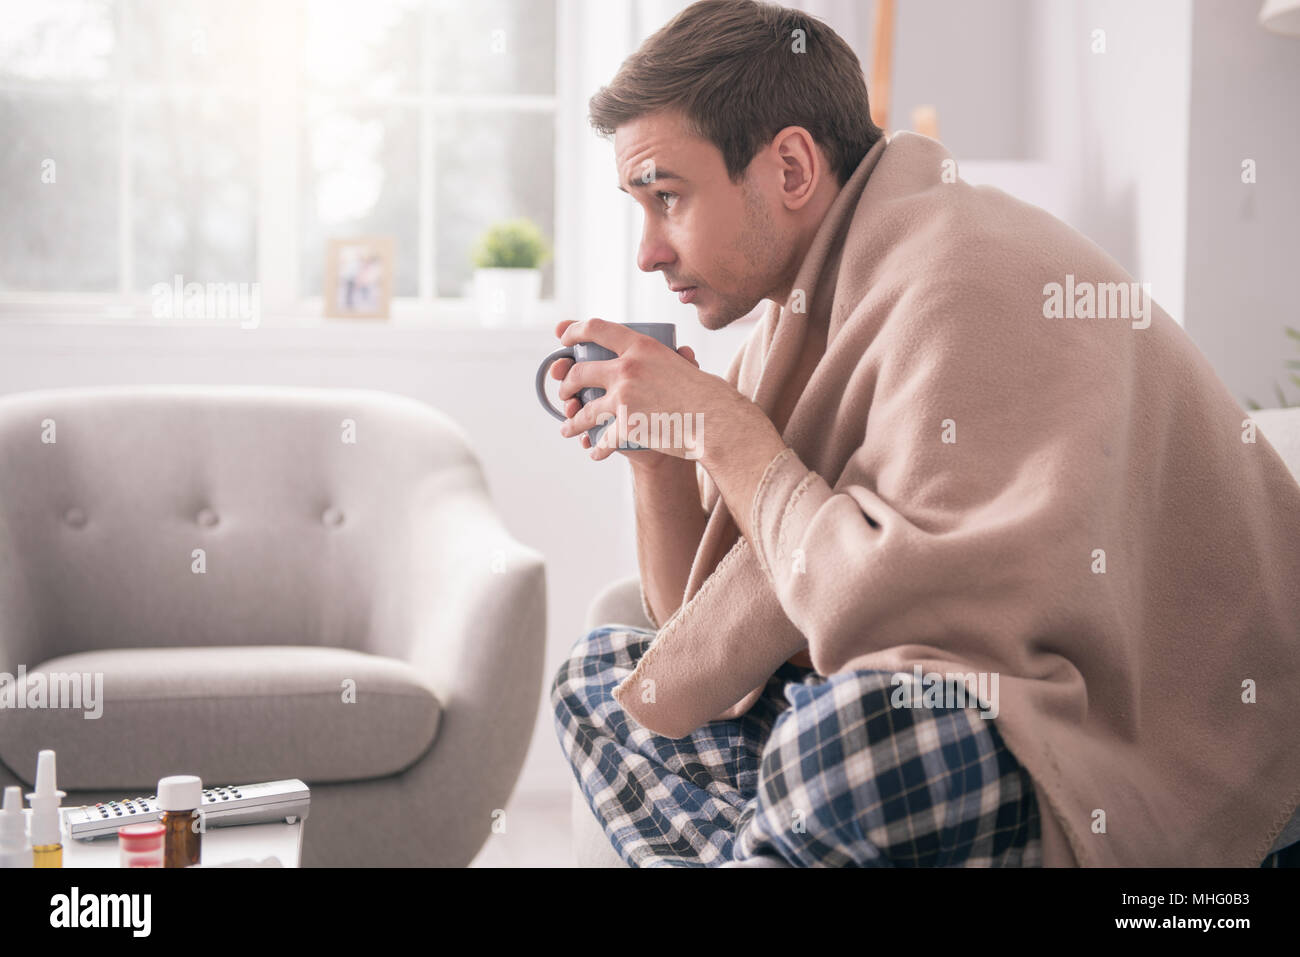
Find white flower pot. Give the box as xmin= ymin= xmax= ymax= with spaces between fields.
xmin=473 ymin=268 xmax=543 ymax=327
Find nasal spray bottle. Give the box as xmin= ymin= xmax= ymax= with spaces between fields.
xmin=0 ymin=786 xmax=33 ymax=867
xmin=26 ymin=750 xmax=65 ymax=868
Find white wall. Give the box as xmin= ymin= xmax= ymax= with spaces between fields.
xmin=1183 ymin=0 xmax=1300 ymax=408
xmin=886 ymin=0 xmax=1034 ymax=160
xmin=1025 ymin=0 xmax=1193 ymax=326
xmin=1020 ymin=0 xmax=1300 ymax=408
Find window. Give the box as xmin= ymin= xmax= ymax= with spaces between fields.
xmin=0 ymin=0 xmax=560 ymax=321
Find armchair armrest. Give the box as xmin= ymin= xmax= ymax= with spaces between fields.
xmin=585 ymin=575 xmax=655 ymax=633
xmin=349 ymin=459 xmax=545 ymax=865
xmin=368 ymin=461 xmax=545 ymax=707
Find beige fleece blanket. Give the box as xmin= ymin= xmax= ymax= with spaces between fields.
xmin=613 ymin=131 xmax=1300 ymax=867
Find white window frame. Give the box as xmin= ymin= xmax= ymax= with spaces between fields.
xmin=0 ymin=0 xmax=577 ymax=328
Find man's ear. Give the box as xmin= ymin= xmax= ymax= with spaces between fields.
xmin=772 ymin=126 xmax=821 ymax=211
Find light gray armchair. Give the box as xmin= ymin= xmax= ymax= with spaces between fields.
xmin=0 ymin=386 xmax=545 ymax=867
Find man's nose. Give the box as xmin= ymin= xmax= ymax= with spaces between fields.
xmin=636 ymin=221 xmax=674 ymax=274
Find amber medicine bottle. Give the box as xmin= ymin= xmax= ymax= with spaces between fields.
xmin=157 ymin=775 xmax=203 ymax=868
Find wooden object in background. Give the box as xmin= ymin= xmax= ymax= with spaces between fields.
xmin=912 ymin=105 xmax=940 ymax=140
xmin=869 ymin=0 xmax=895 ymax=132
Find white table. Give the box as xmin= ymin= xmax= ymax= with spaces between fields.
xmin=23 ymin=810 xmax=304 ymax=867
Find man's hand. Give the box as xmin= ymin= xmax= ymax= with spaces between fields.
xmin=549 ymin=320 xmax=699 ymax=470
xmin=550 ymin=316 xmax=789 ymax=550
xmin=550 ymin=318 xmax=726 ymax=464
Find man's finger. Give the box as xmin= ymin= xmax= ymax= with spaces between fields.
xmin=568 ymin=394 xmax=616 ymax=435
xmin=557 ymin=355 xmax=615 ymax=400
xmin=559 ymin=317 xmax=638 ymax=353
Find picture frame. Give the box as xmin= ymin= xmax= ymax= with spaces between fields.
xmin=324 ymin=237 xmax=395 ymax=319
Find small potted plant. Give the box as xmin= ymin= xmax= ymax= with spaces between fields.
xmin=470 ymin=218 xmax=552 ymax=327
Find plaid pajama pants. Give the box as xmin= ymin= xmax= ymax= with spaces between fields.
xmin=554 ymin=625 xmax=1298 ymax=867
xmin=552 ymin=624 xmax=1044 ymax=868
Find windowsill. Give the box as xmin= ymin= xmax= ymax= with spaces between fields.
xmin=0 ymin=295 xmax=564 ymax=330
xmin=0 ymin=297 xmax=760 ymax=360
xmin=0 ymin=315 xmax=561 ymax=332
xmin=0 ymin=299 xmax=571 ymax=357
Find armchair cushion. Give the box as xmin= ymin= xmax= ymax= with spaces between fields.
xmin=0 ymin=645 xmax=440 ymax=788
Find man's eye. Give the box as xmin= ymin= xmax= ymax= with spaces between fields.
xmin=657 ymin=191 xmax=678 ymax=210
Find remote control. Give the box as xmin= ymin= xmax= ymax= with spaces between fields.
xmin=62 ymin=779 xmax=310 ymax=841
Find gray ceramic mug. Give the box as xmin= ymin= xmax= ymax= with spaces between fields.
xmin=535 ymin=322 xmax=677 ymax=451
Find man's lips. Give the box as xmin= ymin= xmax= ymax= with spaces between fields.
xmin=674 ymin=286 xmax=699 ymax=304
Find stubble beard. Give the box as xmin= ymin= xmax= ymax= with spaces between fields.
xmin=697 ymin=177 xmax=783 ymax=331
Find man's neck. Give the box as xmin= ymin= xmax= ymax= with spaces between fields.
xmin=771 ymin=180 xmax=844 ymax=308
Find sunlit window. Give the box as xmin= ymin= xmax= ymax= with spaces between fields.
xmin=0 ymin=0 xmax=557 ymax=310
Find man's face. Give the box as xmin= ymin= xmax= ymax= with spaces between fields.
xmin=615 ymin=110 xmax=793 ymax=330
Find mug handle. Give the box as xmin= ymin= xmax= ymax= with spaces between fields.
xmin=535 ymin=346 xmax=576 ymax=421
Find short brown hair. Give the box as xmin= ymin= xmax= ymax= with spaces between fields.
xmin=588 ymin=0 xmax=883 ymax=188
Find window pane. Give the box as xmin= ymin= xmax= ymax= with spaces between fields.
xmin=430 ymin=0 xmax=555 ymax=95
xmin=301 ymin=100 xmax=419 ymax=298
xmin=0 ymin=0 xmax=115 ymax=83
xmin=131 ymin=92 xmax=258 ymax=291
xmin=126 ymin=0 xmax=259 ymax=89
xmin=0 ymin=92 xmax=118 ymax=291
xmin=301 ymin=0 xmax=423 ymax=97
xmin=434 ymin=110 xmax=554 ymax=299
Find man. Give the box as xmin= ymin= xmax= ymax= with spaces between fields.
xmin=550 ymin=0 xmax=1300 ymax=867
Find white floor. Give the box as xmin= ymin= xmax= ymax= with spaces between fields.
xmin=469 ymin=787 xmax=576 ymax=868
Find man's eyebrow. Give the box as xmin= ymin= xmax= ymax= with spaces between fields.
xmin=617 ymin=169 xmax=684 ymax=194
